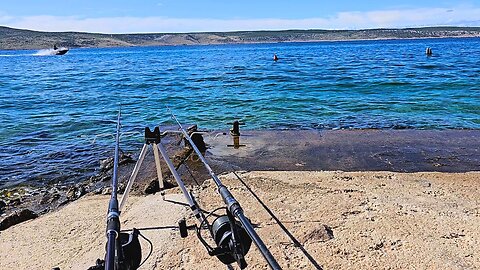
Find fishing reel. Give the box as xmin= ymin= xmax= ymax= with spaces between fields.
xmin=211 ymin=214 xmax=252 ymax=268
xmin=179 ymin=209 xmax=252 ymax=269
xmin=88 ymin=229 xmax=142 ymax=270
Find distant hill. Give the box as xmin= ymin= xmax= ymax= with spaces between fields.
xmin=1 ymin=26 xmax=480 ymax=50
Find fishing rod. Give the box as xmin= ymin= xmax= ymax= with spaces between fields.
xmin=89 ymin=111 xmax=281 ymax=269
xmin=105 ymin=110 xmax=123 ymax=270
xmin=168 ymin=109 xmax=282 ymax=270
xmin=89 ymin=111 xmax=143 ymax=270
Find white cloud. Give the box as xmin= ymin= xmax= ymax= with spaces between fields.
xmin=2 ymin=6 xmax=480 ymax=33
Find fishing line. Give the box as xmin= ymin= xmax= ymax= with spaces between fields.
xmin=168 ymin=109 xmax=282 ymax=270
xmin=196 ymin=206 xmax=227 ymax=251
xmin=182 ymin=160 xmax=201 ymax=186
xmin=231 ymin=171 xmax=323 ymax=270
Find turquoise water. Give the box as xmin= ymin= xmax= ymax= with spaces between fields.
xmin=0 ymin=38 xmax=479 ymax=187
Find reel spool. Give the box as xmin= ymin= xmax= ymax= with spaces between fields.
xmin=211 ymin=215 xmax=252 ymax=266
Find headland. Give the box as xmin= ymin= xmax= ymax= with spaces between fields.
xmin=1 ymin=26 xmax=480 ymax=50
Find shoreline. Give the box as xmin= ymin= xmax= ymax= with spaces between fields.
xmin=3 ymin=35 xmax=480 ymax=51
xmin=207 ymin=129 xmax=480 ymax=173
xmin=1 ymin=129 xmax=478 ymax=230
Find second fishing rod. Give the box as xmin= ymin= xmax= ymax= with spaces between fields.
xmin=168 ymin=109 xmax=282 ymax=270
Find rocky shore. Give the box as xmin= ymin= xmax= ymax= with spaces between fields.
xmin=0 ymin=132 xmax=198 ymax=231
xmin=1 ymin=129 xmax=478 ymax=231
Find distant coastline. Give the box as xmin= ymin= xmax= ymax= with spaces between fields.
xmin=1 ymin=26 xmax=480 ymax=50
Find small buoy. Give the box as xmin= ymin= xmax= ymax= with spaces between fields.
xmin=426 ymin=47 xmax=432 ymax=56
xmin=273 ymin=53 xmax=278 ymax=61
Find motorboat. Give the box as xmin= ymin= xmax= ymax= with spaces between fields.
xmin=53 ymin=45 xmax=69 ymax=55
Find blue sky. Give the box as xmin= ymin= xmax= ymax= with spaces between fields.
xmin=1 ymin=0 xmax=480 ymax=33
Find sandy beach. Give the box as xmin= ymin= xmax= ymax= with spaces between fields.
xmin=1 ymin=170 xmax=478 ymax=269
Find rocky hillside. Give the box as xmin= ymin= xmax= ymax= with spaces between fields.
xmin=1 ymin=26 xmax=480 ymax=50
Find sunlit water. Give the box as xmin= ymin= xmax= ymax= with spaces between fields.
xmin=0 ymin=38 xmax=479 ymax=187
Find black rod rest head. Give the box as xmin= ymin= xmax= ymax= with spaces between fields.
xmin=228 ymin=120 xmax=245 ymax=136
xmin=145 ymin=127 xmax=161 ymax=144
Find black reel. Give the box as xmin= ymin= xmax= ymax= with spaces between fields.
xmin=116 ymin=229 xmax=142 ymax=269
xmin=89 ymin=229 xmax=142 ymax=270
xmin=211 ymin=215 xmax=252 ymax=268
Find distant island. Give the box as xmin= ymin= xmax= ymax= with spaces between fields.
xmin=1 ymin=26 xmax=480 ymax=50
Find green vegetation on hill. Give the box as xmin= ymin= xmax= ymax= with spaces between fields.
xmin=1 ymin=26 xmax=480 ymax=50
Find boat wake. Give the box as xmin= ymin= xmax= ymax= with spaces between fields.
xmin=34 ymin=47 xmax=69 ymax=56
xmin=34 ymin=49 xmax=59 ymax=56
xmin=0 ymin=54 xmax=32 ymax=57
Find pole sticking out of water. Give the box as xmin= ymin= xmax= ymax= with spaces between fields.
xmin=426 ymin=47 xmax=433 ymax=56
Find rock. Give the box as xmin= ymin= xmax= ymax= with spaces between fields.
xmin=66 ymin=186 xmax=87 ymax=201
xmin=0 ymin=209 xmax=38 ymax=231
xmin=75 ymin=186 xmax=86 ymax=199
xmin=119 ymin=153 xmax=135 ymax=165
xmin=144 ymin=179 xmax=159 ymax=194
xmin=100 ymin=157 xmax=114 ymax=172
xmin=301 ymin=225 xmax=334 ymax=243
xmin=100 ymin=174 xmax=111 ymax=182
xmin=144 ymin=178 xmax=176 ymax=194
xmin=66 ymin=187 xmax=76 ymax=200
xmin=102 ymin=187 xmax=112 ymax=195
xmin=0 ymin=200 xmax=6 ymax=211
xmin=8 ymin=198 xmax=21 ymax=206
xmin=40 ymin=192 xmax=60 ymax=205
xmin=117 ymin=183 xmax=126 ymax=194
xmin=100 ymin=153 xmax=134 ymax=172
xmin=58 ymin=199 xmax=70 ymax=207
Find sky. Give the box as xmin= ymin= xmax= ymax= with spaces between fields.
xmin=1 ymin=0 xmax=480 ymax=33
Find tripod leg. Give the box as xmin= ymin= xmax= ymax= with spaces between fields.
xmin=156 ymin=142 xmax=204 ymax=224
xmin=119 ymin=143 xmax=149 ymax=212
xmin=152 ymin=143 xmax=165 ymax=199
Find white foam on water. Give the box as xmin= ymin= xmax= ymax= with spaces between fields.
xmin=34 ymin=49 xmax=57 ymax=56
xmin=0 ymin=54 xmax=32 ymax=57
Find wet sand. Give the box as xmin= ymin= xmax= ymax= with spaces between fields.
xmin=134 ymin=129 xmax=480 ymax=188
xmin=207 ymin=129 xmax=480 ymax=173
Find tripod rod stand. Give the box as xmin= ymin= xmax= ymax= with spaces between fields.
xmin=119 ymin=127 xmax=205 ymax=223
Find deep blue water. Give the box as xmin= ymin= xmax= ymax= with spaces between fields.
xmin=0 ymin=38 xmax=479 ymax=187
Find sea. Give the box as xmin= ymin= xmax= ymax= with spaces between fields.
xmin=0 ymin=38 xmax=479 ymax=188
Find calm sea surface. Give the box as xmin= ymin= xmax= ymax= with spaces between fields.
xmin=0 ymin=38 xmax=479 ymax=187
